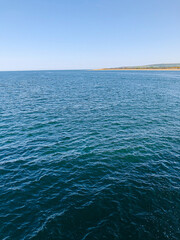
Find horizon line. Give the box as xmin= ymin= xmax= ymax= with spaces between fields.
xmin=0 ymin=69 xmax=92 ymax=72
xmin=0 ymin=62 xmax=180 ymax=72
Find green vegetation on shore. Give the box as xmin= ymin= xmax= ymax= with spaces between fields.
xmin=97 ymin=63 xmax=180 ymax=70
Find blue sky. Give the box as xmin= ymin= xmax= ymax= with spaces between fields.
xmin=0 ymin=0 xmax=180 ymax=70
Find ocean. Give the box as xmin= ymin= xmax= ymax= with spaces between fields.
xmin=0 ymin=70 xmax=180 ymax=240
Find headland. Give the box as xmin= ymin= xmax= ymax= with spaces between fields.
xmin=95 ymin=63 xmax=180 ymax=71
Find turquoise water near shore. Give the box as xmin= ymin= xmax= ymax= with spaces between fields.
xmin=0 ymin=70 xmax=180 ymax=240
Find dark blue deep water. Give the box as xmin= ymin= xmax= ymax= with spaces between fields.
xmin=0 ymin=70 xmax=180 ymax=240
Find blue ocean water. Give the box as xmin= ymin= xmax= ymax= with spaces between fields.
xmin=0 ymin=70 xmax=180 ymax=240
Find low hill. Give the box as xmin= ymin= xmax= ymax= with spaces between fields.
xmin=97 ymin=63 xmax=180 ymax=70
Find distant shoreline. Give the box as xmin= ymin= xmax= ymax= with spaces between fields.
xmin=94 ymin=68 xmax=180 ymax=71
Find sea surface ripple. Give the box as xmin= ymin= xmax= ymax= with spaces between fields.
xmin=0 ymin=70 xmax=180 ymax=240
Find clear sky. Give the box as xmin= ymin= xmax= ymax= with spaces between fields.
xmin=0 ymin=0 xmax=180 ymax=70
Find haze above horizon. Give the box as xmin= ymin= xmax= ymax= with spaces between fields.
xmin=0 ymin=0 xmax=180 ymax=71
